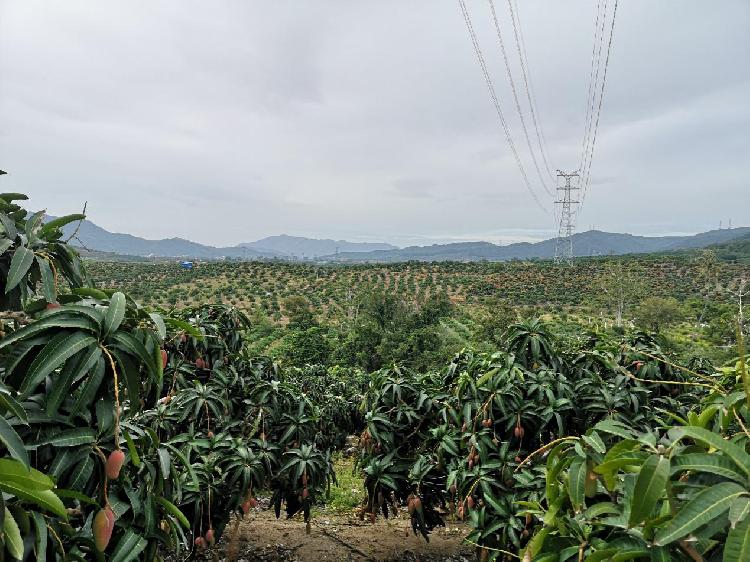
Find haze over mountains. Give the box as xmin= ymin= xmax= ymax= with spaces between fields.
xmin=57 ymin=217 xmax=750 ymax=263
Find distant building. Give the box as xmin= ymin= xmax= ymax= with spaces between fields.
xmin=180 ymin=261 xmax=194 ymax=270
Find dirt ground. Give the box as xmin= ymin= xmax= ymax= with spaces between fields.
xmin=207 ymin=507 xmax=473 ymax=562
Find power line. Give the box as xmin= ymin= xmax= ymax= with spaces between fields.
xmin=578 ymin=0 xmax=605 ymax=174
xmin=487 ymin=0 xmax=553 ymax=197
xmin=579 ymin=0 xmax=609 ymax=183
xmin=457 ymin=0 xmax=547 ymax=212
xmin=506 ymin=0 xmax=556 ymax=183
xmin=580 ymin=0 xmax=619 ymax=210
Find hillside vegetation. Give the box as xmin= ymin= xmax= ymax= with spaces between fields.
xmin=0 ymin=185 xmax=749 ymax=561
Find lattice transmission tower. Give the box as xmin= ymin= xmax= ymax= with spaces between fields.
xmin=554 ymin=170 xmax=580 ymax=264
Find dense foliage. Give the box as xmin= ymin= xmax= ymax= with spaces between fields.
xmin=1 ymin=182 xmax=749 ymax=561
xmin=0 ymin=189 xmax=363 ymax=560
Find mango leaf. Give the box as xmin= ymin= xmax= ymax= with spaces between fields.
xmin=149 ymin=312 xmax=166 ymax=340
xmin=654 ymin=482 xmax=746 ymax=545
xmin=163 ymin=317 xmax=202 ymax=339
xmin=158 ymin=447 xmax=171 ymax=480
xmin=0 ymin=459 xmax=54 ymax=490
xmin=567 ymin=457 xmax=587 ymax=512
xmin=730 ymin=496 xmax=750 ymax=528
xmin=0 ymin=212 xmax=17 ymax=240
xmin=20 ymin=331 xmax=97 ymax=396
xmin=3 ymin=507 xmax=23 ymax=560
xmin=671 ymin=453 xmax=746 ymax=484
xmin=0 ymin=479 xmax=66 ymax=519
xmin=156 ymin=497 xmax=190 ymax=528
xmin=5 ymin=246 xmax=34 ymax=293
xmin=0 ymin=391 xmax=27 ymax=424
xmin=110 ymin=529 xmax=147 ymax=562
xmin=593 ymin=420 xmax=634 ymax=440
xmin=102 ymin=291 xmax=126 ymax=338
xmin=110 ymin=331 xmax=156 ymax=376
xmin=670 ymin=426 xmax=750 ymax=477
xmin=725 ymin=517 xmax=750 ymax=562
xmin=0 ymin=315 xmax=96 ymax=351
xmin=0 ymin=416 xmax=29 ymax=469
xmin=582 ymin=431 xmax=606 ymax=454
xmin=32 ymin=511 xmax=47 ymax=561
xmin=33 ymin=428 xmax=97 ymax=448
xmin=71 ymin=287 xmax=109 ymax=300
xmin=39 ymin=213 xmax=85 ymax=238
xmin=123 ymin=431 xmax=140 ymax=467
xmin=0 ymin=239 xmax=13 ymax=255
xmin=36 ymin=256 xmax=56 ymax=303
xmin=629 ymin=454 xmax=669 ymax=527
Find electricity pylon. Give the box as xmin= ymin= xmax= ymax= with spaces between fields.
xmin=554 ymin=170 xmax=580 ymax=264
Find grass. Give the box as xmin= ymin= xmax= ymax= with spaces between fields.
xmin=324 ymin=454 xmax=365 ymax=514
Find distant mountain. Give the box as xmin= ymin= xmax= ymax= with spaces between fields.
xmin=48 ymin=214 xmax=749 ymax=263
xmin=54 ymin=218 xmax=274 ymax=259
xmin=326 ymin=228 xmax=750 ymax=263
xmin=51 ymin=218 xmax=395 ymax=260
xmin=239 ymin=234 xmax=396 ymax=258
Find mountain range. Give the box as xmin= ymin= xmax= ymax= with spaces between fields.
xmin=56 ymin=218 xmax=394 ymax=259
xmin=54 ymin=216 xmax=750 ymax=263
xmin=328 ymin=228 xmax=750 ymax=262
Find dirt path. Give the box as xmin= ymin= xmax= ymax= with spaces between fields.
xmin=215 ymin=508 xmax=473 ymax=561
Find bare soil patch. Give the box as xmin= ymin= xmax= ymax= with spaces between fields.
xmin=199 ymin=507 xmax=472 ymax=562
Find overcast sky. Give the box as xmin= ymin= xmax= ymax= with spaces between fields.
xmin=0 ymin=1 xmax=747 ymax=248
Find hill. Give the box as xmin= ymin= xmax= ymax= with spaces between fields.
xmin=50 ymin=214 xmax=750 ymax=263
xmin=239 ymin=234 xmax=396 ymax=258
xmin=53 ymin=218 xmax=396 ymax=260
xmin=327 ymin=227 xmax=750 ymax=262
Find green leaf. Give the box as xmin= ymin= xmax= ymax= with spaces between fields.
xmin=582 ymin=431 xmax=606 ymax=454
xmin=594 ymin=419 xmax=635 ymax=439
xmin=103 ymin=292 xmax=126 ymax=337
xmin=71 ymin=287 xmax=109 ymax=300
xmin=149 ymin=312 xmax=166 ymax=340
xmin=0 ymin=315 xmax=96 ymax=350
xmin=3 ymin=507 xmax=23 ymax=560
xmin=568 ymin=457 xmax=587 ymax=512
xmin=730 ymin=496 xmax=750 ymax=528
xmin=0 ymin=416 xmax=29 ymax=469
xmin=36 ymin=256 xmax=56 ymax=303
xmin=0 ymin=459 xmax=54 ymax=490
xmin=39 ymin=213 xmax=86 ymax=238
xmin=110 ymin=529 xmax=147 ymax=562
xmin=629 ymin=454 xmax=670 ymax=527
xmin=0 ymin=213 xmax=17 ymax=240
xmin=33 ymin=428 xmax=97 ymax=448
xmin=671 ymin=453 xmax=746 ymax=484
xmin=157 ymin=447 xmax=171 ymax=480
xmin=0 ymin=479 xmax=66 ymax=519
xmin=0 ymin=193 xmax=28 ymax=203
xmin=156 ymin=497 xmax=190 ymax=528
xmin=0 ymin=239 xmax=13 ymax=255
xmin=654 ymin=482 xmax=746 ymax=545
xmin=725 ymin=517 xmax=750 ymax=562
xmin=670 ymin=426 xmax=750 ymax=477
xmin=123 ymin=431 xmax=140 ymax=467
xmin=32 ymin=511 xmax=47 ymax=561
xmin=163 ymin=317 xmax=202 ymax=339
xmin=20 ymin=331 xmax=97 ymax=396
xmin=0 ymin=392 xmax=27 ymax=424
xmin=5 ymin=246 xmax=34 ymax=293
xmin=110 ymin=331 xmax=156 ymax=376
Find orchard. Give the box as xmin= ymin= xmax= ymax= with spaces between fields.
xmin=0 ymin=185 xmax=748 ymax=561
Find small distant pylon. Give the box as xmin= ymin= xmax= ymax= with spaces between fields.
xmin=554 ymin=170 xmax=580 ymax=264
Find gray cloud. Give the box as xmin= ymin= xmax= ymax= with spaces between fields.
xmin=0 ymin=0 xmax=747 ymax=247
